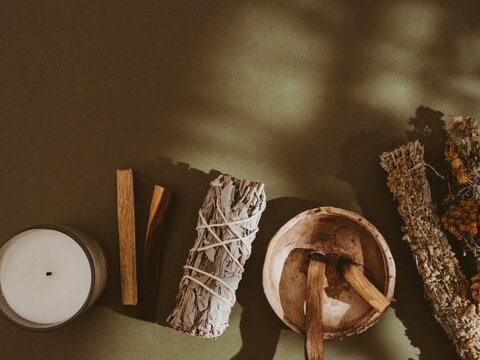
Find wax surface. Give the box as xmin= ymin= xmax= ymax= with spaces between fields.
xmin=0 ymin=229 xmax=92 ymax=324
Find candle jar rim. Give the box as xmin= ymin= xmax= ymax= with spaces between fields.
xmin=0 ymin=224 xmax=107 ymax=331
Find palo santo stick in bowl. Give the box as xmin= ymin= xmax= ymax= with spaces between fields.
xmin=337 ymin=256 xmax=390 ymax=313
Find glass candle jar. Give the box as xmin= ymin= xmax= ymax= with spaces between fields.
xmin=0 ymin=225 xmax=107 ymax=331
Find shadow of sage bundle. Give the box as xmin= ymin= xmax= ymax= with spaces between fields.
xmin=380 ymin=141 xmax=480 ymax=360
xmin=167 ymin=174 xmax=266 ymax=338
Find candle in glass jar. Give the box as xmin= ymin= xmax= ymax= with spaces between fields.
xmin=0 ymin=225 xmax=107 ymax=330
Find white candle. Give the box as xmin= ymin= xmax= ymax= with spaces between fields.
xmin=0 ymin=228 xmax=92 ymax=325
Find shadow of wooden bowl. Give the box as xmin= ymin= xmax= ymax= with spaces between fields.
xmin=262 ymin=206 xmax=395 ymax=340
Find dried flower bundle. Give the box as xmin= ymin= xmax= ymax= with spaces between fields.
xmin=380 ymin=141 xmax=480 ymax=360
xmin=441 ymin=116 xmax=480 ymax=278
xmin=167 ymin=174 xmax=266 ymax=339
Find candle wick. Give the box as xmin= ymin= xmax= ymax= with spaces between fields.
xmin=46 ymin=272 xmax=52 ymax=276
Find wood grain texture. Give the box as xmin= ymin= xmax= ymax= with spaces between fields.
xmin=137 ymin=185 xmax=173 ymax=321
xmin=305 ymin=254 xmax=326 ymax=360
xmin=340 ymin=261 xmax=390 ymax=313
xmin=116 ymin=169 xmax=138 ymax=305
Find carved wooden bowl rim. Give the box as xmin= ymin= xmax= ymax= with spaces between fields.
xmin=262 ymin=206 xmax=396 ymax=340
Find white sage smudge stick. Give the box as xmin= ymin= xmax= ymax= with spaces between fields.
xmin=380 ymin=141 xmax=480 ymax=360
xmin=167 ymin=174 xmax=266 ymax=338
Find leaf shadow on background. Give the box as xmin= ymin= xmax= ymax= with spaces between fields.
xmin=2 ymin=0 xmax=480 ymax=358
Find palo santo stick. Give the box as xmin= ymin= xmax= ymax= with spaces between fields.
xmin=338 ymin=257 xmax=390 ymax=313
xmin=137 ymin=185 xmax=173 ymax=321
xmin=305 ymin=251 xmax=326 ymax=360
xmin=116 ymin=169 xmax=138 ymax=305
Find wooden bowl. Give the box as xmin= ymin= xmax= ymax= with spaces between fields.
xmin=262 ymin=207 xmax=395 ymax=340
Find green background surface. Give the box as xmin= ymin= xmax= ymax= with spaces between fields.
xmin=1 ymin=1 xmax=479 ymax=359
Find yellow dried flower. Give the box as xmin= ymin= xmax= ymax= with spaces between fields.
xmin=452 ymin=158 xmax=463 ymax=169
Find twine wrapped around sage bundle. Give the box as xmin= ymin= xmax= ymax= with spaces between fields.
xmin=380 ymin=141 xmax=480 ymax=360
xmin=167 ymin=174 xmax=266 ymax=339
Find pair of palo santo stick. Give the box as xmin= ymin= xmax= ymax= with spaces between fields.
xmin=116 ymin=169 xmax=172 ymax=320
xmin=305 ymin=252 xmax=390 ymax=360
